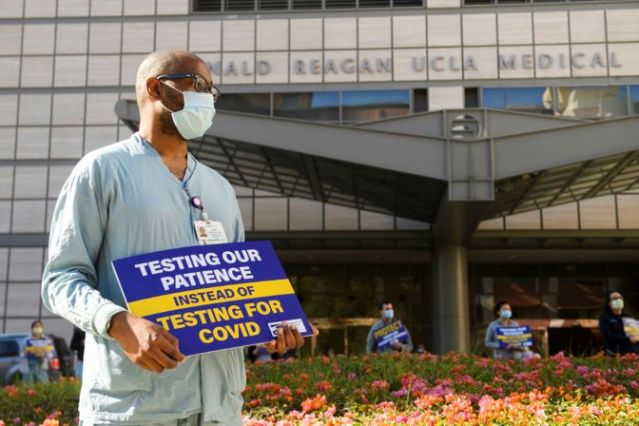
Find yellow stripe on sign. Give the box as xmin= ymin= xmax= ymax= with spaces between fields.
xmin=128 ymin=279 xmax=295 ymax=317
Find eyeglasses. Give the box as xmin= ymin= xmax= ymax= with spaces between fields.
xmin=156 ymin=73 xmax=220 ymax=102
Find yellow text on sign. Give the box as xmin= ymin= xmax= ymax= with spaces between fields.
xmin=127 ymin=279 xmax=294 ymax=317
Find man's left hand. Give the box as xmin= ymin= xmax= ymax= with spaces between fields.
xmin=391 ymin=340 xmax=403 ymax=351
xmin=267 ymin=324 xmax=319 ymax=354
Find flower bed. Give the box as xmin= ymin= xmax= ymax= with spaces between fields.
xmin=2 ymin=352 xmax=639 ymax=425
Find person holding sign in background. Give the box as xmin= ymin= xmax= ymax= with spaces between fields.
xmin=366 ymin=301 xmax=413 ymax=353
xmin=599 ymin=291 xmax=639 ymax=355
xmin=23 ymin=320 xmax=58 ymax=384
xmin=485 ymin=301 xmax=539 ymax=360
xmin=42 ymin=50 xmax=313 ymax=426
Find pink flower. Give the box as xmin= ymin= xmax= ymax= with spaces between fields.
xmin=370 ymin=380 xmax=389 ymax=391
xmin=576 ymin=366 xmax=589 ymax=376
xmin=391 ymin=388 xmax=407 ymax=398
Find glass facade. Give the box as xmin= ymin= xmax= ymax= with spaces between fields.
xmin=342 ymin=90 xmax=410 ymax=123
xmin=273 ymin=92 xmax=339 ymax=122
xmin=631 ymin=86 xmax=639 ymax=115
xmin=481 ymin=87 xmax=553 ymax=114
xmin=0 ymin=0 xmax=638 ymax=353
xmin=478 ymin=193 xmax=639 ymax=231
xmin=195 ymin=0 xmax=423 ymax=12
xmin=482 ymin=85 xmax=638 ymax=119
xmin=217 ymin=90 xmax=412 ymax=124
xmin=470 ymin=264 xmax=639 ymax=354
xmin=288 ymin=263 xmax=430 ymax=355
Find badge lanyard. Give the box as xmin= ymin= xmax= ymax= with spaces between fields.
xmin=183 ymin=156 xmax=228 ymax=245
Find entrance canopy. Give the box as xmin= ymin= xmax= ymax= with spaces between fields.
xmin=116 ymin=99 xmax=639 ymax=227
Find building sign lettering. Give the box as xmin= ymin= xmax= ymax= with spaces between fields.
xmin=207 ymin=50 xmax=623 ymax=80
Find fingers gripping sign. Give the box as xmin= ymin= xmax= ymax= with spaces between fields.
xmin=109 ymin=312 xmax=185 ymax=373
xmin=267 ymin=323 xmax=320 ymax=355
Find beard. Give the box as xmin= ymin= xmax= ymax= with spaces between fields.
xmin=159 ymin=108 xmax=184 ymax=140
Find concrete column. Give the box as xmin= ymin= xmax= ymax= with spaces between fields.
xmin=432 ymin=244 xmax=471 ymax=353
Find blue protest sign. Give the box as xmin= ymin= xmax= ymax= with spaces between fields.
xmin=112 ymin=240 xmax=312 ymax=356
xmin=374 ymin=321 xmax=408 ymax=351
xmin=623 ymin=317 xmax=639 ymax=341
xmin=495 ymin=326 xmax=533 ymax=349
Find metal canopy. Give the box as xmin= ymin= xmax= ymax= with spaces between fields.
xmin=115 ymin=100 xmax=639 ymax=223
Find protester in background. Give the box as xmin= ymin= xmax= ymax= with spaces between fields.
xmin=599 ymin=291 xmax=639 ymax=355
xmin=70 ymin=326 xmax=85 ymax=377
xmin=24 ymin=320 xmax=57 ymax=384
xmin=485 ymin=301 xmax=539 ymax=360
xmin=366 ymin=301 xmax=413 ymax=353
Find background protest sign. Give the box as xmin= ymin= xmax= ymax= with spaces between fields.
xmin=112 ymin=240 xmax=312 ymax=356
xmin=623 ymin=317 xmax=639 ymax=340
xmin=496 ymin=326 xmax=533 ymax=349
xmin=374 ymin=321 xmax=409 ymax=351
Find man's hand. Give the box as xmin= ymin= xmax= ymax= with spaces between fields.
xmin=631 ymin=336 xmax=639 ymax=344
xmin=267 ymin=324 xmax=319 ymax=354
xmin=391 ymin=340 xmax=403 ymax=351
xmin=108 ymin=311 xmax=185 ymax=373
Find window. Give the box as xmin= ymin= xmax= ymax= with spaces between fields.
xmin=630 ymin=86 xmax=639 ymax=115
xmin=216 ymin=93 xmax=270 ymax=115
xmin=325 ymin=0 xmax=355 ymax=7
xmin=359 ymin=0 xmax=390 ymax=7
xmin=193 ymin=0 xmax=222 ymax=11
xmin=481 ymin=87 xmax=552 ymax=114
xmin=556 ymin=86 xmax=627 ymax=119
xmin=465 ymin=88 xmax=479 ymax=108
xmin=393 ymin=0 xmax=423 ymax=5
xmin=292 ymin=0 xmax=322 ymax=8
xmin=258 ymin=0 xmax=288 ymax=9
xmin=224 ymin=0 xmax=254 ymax=10
xmin=413 ymin=89 xmax=428 ymax=113
xmin=193 ymin=0 xmax=422 ymax=11
xmin=342 ymin=90 xmax=410 ymax=122
xmin=273 ymin=92 xmax=339 ymax=122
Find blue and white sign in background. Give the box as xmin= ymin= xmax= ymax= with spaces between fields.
xmin=112 ymin=241 xmax=312 ymax=356
xmin=374 ymin=321 xmax=409 ymax=351
xmin=496 ymin=326 xmax=533 ymax=349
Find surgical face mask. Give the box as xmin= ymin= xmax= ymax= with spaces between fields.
xmin=500 ymin=310 xmax=512 ymax=320
xmin=165 ymin=88 xmax=216 ymax=140
xmin=32 ymin=327 xmax=43 ymax=335
xmin=383 ymin=309 xmax=394 ymax=320
xmin=611 ymin=299 xmax=624 ymax=311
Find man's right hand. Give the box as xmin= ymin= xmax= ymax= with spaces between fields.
xmin=108 ymin=311 xmax=185 ymax=373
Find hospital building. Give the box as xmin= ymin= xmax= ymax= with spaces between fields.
xmin=1 ymin=0 xmax=639 ymax=354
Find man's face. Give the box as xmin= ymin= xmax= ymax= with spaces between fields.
xmin=154 ymin=57 xmax=214 ymax=139
xmin=32 ymin=323 xmax=44 ymax=336
xmin=380 ymin=303 xmax=393 ymax=319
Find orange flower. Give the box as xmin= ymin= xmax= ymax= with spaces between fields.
xmin=315 ymin=380 xmax=332 ymax=392
xmin=301 ymin=394 xmax=327 ymax=413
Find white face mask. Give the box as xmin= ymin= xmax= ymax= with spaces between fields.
xmin=167 ymin=89 xmax=216 ymax=140
xmin=611 ymin=299 xmax=624 ymax=311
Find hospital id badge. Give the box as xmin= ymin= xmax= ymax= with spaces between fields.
xmin=194 ymin=220 xmax=228 ymax=245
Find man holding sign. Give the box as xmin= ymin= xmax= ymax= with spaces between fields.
xmin=42 ymin=50 xmax=311 ymax=426
xmin=366 ymin=301 xmax=413 ymax=354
